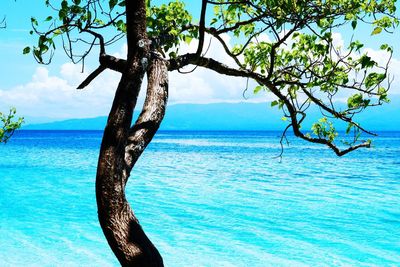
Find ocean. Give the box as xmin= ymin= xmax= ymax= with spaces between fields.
xmin=0 ymin=130 xmax=399 ymax=266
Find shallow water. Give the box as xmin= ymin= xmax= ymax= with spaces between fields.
xmin=1 ymin=131 xmax=399 ymax=266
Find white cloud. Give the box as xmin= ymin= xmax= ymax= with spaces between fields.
xmin=0 ymin=64 xmax=120 ymax=119
xmin=332 ymin=32 xmax=345 ymax=49
xmin=60 ymin=62 xmax=85 ymax=84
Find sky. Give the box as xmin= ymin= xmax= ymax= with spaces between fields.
xmin=0 ymin=1 xmax=399 ymax=123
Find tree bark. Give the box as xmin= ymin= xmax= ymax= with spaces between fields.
xmin=96 ymin=56 xmax=167 ymax=266
xmin=95 ymin=1 xmax=167 ymax=266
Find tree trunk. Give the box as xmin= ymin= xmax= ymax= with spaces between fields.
xmin=96 ymin=56 xmax=168 ymax=266
xmin=95 ymin=1 xmax=167 ymax=265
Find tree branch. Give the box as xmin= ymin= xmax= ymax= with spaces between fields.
xmin=168 ymin=53 xmax=261 ymax=79
xmin=77 ymin=54 xmax=127 ymax=89
xmin=301 ymin=87 xmax=377 ymax=136
xmin=77 ymin=65 xmax=106 ymax=89
xmin=125 ymin=56 xmax=169 ymax=179
xmin=100 ymin=54 xmax=127 ymax=72
xmin=195 ymin=0 xmax=208 ymax=57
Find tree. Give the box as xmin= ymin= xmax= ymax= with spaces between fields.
xmin=25 ymin=0 xmax=397 ymax=265
xmin=0 ymin=17 xmax=24 ymax=143
xmin=0 ymin=108 xmax=24 ymax=143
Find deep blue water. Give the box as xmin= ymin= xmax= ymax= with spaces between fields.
xmin=1 ymin=130 xmax=399 ymax=266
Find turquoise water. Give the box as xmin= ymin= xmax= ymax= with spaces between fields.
xmin=1 ymin=130 xmax=399 ymax=266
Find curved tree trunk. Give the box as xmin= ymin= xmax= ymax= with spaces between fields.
xmin=96 ymin=56 xmax=168 ymax=266
xmin=94 ymin=1 xmax=169 ymax=265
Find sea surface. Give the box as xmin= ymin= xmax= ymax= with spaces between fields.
xmin=0 ymin=130 xmax=399 ymax=266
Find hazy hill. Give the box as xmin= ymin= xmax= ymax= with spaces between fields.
xmin=24 ymin=99 xmax=400 ymax=131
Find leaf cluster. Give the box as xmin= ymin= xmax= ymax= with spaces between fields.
xmin=205 ymin=0 xmax=397 ymax=151
xmin=0 ymin=108 xmax=24 ymax=144
xmin=147 ymin=1 xmax=197 ymax=57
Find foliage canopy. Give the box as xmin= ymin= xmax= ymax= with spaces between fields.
xmin=25 ymin=0 xmax=398 ymax=156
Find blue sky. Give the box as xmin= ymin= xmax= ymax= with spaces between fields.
xmin=0 ymin=1 xmax=399 ymax=122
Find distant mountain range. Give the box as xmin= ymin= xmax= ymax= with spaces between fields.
xmin=24 ymin=99 xmax=400 ymax=131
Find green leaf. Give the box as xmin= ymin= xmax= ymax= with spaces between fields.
xmin=371 ymin=27 xmax=382 ymax=35
xmin=351 ymin=20 xmax=357 ymax=29
xmin=31 ymin=17 xmax=38 ymax=26
xmin=253 ymin=85 xmax=263 ymax=94
xmin=347 ymin=93 xmax=364 ymax=108
xmin=346 ymin=123 xmax=353 ymax=134
xmin=359 ymin=55 xmax=375 ymax=68
xmin=23 ymin=46 xmax=31 ymax=54
xmin=53 ymin=29 xmax=62 ymax=36
xmin=184 ymin=35 xmax=192 ymax=45
xmin=109 ymin=0 xmax=118 ymax=10
xmin=271 ymin=100 xmax=279 ymax=107
xmin=378 ymin=87 xmax=390 ymax=103
xmin=61 ymin=0 xmax=68 ymax=9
